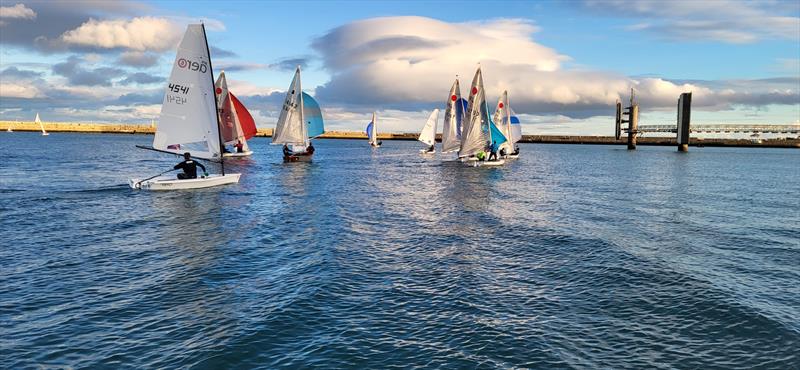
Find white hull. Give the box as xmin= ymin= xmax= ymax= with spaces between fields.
xmin=468 ymin=159 xmax=505 ymax=167
xmin=460 ymin=156 xmax=478 ymax=162
xmin=42 ymin=132 xmax=49 ymax=136
xmin=504 ymin=154 xmax=519 ymax=159
xmin=223 ymin=150 xmax=253 ymax=157
xmin=420 ymin=149 xmax=436 ymax=154
xmin=130 ymin=173 xmax=241 ymax=190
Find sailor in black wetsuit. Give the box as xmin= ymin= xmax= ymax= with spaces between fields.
xmin=174 ymin=152 xmax=207 ymax=179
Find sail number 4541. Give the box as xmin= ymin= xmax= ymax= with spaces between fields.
xmin=169 ymin=84 xmax=190 ymax=94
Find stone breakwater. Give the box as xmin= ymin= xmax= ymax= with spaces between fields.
xmin=2 ymin=121 xmax=797 ymax=148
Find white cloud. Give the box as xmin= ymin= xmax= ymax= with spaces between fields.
xmin=312 ymin=16 xmax=797 ymax=121
xmin=60 ymin=17 xmax=181 ymax=52
xmin=53 ymin=104 xmax=161 ymax=122
xmin=0 ymin=83 xmax=45 ymax=98
xmin=582 ymin=0 xmax=800 ymax=43
xmin=226 ymin=79 xmax=281 ymax=97
xmin=0 ymin=3 xmax=36 ymax=19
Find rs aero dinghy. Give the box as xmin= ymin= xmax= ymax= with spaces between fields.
xmin=130 ymin=23 xmax=240 ymax=190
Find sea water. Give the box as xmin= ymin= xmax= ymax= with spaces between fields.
xmin=1 ymin=132 xmax=798 ymax=368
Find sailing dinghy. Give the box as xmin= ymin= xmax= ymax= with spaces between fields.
xmin=130 ymin=24 xmax=240 ymax=190
xmin=492 ymin=92 xmax=522 ymax=159
xmin=36 ymin=114 xmax=48 ymax=136
xmin=458 ymin=66 xmax=507 ymax=167
xmin=272 ymin=66 xmax=324 ymax=162
xmin=366 ymin=112 xmax=381 ymax=147
xmin=215 ymin=71 xmax=257 ymax=157
xmin=418 ymin=109 xmax=439 ymax=154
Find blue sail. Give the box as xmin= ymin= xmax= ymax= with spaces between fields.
xmin=302 ymin=92 xmax=325 ymax=138
xmin=365 ymin=122 xmax=374 ymax=140
xmin=456 ymin=97 xmax=468 ymax=135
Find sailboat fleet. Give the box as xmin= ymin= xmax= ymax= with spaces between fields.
xmin=123 ymin=23 xmax=520 ymax=191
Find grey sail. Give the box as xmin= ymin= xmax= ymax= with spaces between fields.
xmin=441 ymin=79 xmax=462 ymax=153
xmin=458 ymin=67 xmax=488 ymax=157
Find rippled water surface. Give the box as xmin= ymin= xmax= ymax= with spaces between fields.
xmin=1 ymin=132 xmax=799 ymax=369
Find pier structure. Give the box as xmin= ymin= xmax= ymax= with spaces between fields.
xmin=614 ymin=91 xmax=799 ymax=151
xmin=615 ymin=89 xmax=639 ymax=150
xmin=676 ymin=92 xmax=691 ymax=152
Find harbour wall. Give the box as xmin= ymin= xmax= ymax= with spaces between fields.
xmin=3 ymin=121 xmax=798 ymax=148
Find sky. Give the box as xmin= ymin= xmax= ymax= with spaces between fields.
xmin=0 ymin=0 xmax=798 ymax=135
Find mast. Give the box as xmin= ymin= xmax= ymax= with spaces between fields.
xmin=298 ymin=66 xmax=307 ymax=148
xmin=202 ymin=23 xmax=225 ymax=175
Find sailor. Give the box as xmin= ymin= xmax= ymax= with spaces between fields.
xmin=488 ymin=141 xmax=498 ymax=161
xmin=377 ymin=140 xmax=383 ymax=146
xmin=282 ymin=144 xmax=292 ymax=157
xmin=427 ymin=144 xmax=434 ymax=153
xmin=476 ymin=151 xmax=486 ymax=161
xmin=174 ymin=152 xmax=207 ymax=179
xmin=512 ymin=145 xmax=520 ymax=155
xmin=500 ymin=147 xmax=507 ymax=157
xmin=234 ymin=140 xmax=244 ymax=153
xmin=306 ymin=142 xmax=315 ymax=155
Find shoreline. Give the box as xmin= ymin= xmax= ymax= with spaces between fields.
xmin=3 ymin=121 xmax=798 ymax=148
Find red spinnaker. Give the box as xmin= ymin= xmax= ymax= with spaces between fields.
xmin=231 ymin=92 xmax=257 ymax=140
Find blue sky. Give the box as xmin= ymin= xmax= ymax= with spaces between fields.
xmin=1 ymin=0 xmax=798 ymax=134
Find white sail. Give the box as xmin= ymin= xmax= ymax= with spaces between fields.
xmin=441 ymin=79 xmax=462 ymax=153
xmin=368 ymin=112 xmax=378 ymax=146
xmin=510 ymin=107 xmax=522 ymax=143
xmin=153 ymin=24 xmax=220 ymax=159
xmin=35 ymin=113 xmax=48 ymax=135
xmin=418 ymin=109 xmax=439 ymax=147
xmin=492 ymin=91 xmax=512 ymax=152
xmin=272 ymin=67 xmax=307 ymax=148
xmin=458 ymin=67 xmax=488 ymax=157
xmin=215 ymin=71 xmax=249 ymax=151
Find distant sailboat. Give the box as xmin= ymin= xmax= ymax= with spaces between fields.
xmin=492 ymin=91 xmax=519 ymax=158
xmin=215 ymin=71 xmax=257 ymax=157
xmin=130 ymin=23 xmax=241 ymax=190
xmin=418 ymin=109 xmax=439 ymax=154
xmin=458 ymin=66 xmax=507 ymax=166
xmin=272 ymin=66 xmax=324 ymax=162
xmin=36 ymin=114 xmax=48 ymax=136
xmin=6 ymin=123 xmax=12 ymax=132
xmin=366 ymin=112 xmax=381 ymax=147
xmin=508 ymin=107 xmax=522 ymax=158
xmin=441 ymin=79 xmax=466 ymax=154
